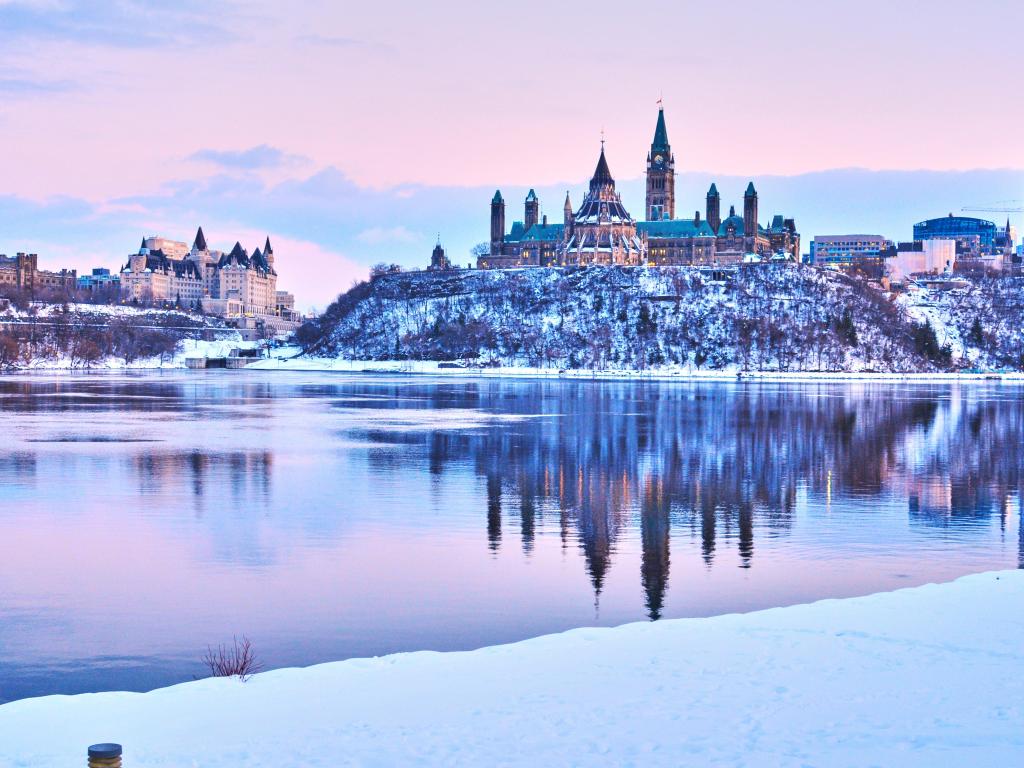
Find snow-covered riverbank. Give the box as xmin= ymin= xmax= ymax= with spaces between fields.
xmin=2 ymin=570 xmax=1021 ymax=767
xmin=247 ymin=355 xmax=1024 ymax=382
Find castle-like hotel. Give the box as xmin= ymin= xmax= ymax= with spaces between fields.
xmin=120 ymin=228 xmax=300 ymax=333
xmin=478 ymin=108 xmax=800 ymax=269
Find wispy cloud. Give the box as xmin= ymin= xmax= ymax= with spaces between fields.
xmin=295 ymin=34 xmax=391 ymax=52
xmin=355 ymin=226 xmax=422 ymax=245
xmin=0 ymin=76 xmax=75 ymax=95
xmin=0 ymin=0 xmax=235 ymax=48
xmin=188 ymin=145 xmax=309 ymax=171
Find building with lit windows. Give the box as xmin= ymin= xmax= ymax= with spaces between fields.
xmin=478 ymin=107 xmax=800 ymax=269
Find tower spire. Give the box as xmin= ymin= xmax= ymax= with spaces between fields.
xmin=645 ymin=102 xmax=675 ymax=221
xmin=591 ymin=143 xmax=614 ymax=190
xmin=651 ymin=105 xmax=669 ymax=153
xmin=193 ymin=226 xmax=207 ymax=252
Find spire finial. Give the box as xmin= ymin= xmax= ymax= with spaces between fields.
xmin=600 ymin=127 xmax=605 ymax=150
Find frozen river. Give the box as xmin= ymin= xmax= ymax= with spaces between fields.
xmin=0 ymin=371 xmax=1021 ymax=702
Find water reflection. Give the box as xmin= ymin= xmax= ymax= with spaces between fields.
xmin=370 ymin=383 xmax=1021 ymax=617
xmin=0 ymin=374 xmax=1021 ymax=701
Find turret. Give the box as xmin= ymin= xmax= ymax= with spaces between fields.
xmin=743 ymin=182 xmax=758 ymax=237
xmin=563 ymin=191 xmax=573 ymax=233
xmin=192 ymin=226 xmax=208 ymax=253
xmin=706 ymin=183 xmax=721 ymax=232
xmin=490 ymin=190 xmax=505 ymax=256
xmin=524 ymin=189 xmax=539 ymax=232
xmin=264 ymin=236 xmax=274 ymax=269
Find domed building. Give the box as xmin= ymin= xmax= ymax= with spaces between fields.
xmin=479 ymin=107 xmax=800 ymax=269
xmin=559 ymin=146 xmax=646 ymax=266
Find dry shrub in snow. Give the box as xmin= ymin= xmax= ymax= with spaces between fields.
xmin=202 ymin=636 xmax=263 ymax=681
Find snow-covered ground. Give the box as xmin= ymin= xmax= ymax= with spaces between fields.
xmin=249 ymin=355 xmax=1024 ymax=381
xmin=17 ymin=337 xmax=253 ymax=371
xmin=1 ymin=570 xmax=1021 ymax=767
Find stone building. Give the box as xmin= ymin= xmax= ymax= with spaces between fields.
xmin=121 ymin=228 xmax=300 ymax=331
xmin=478 ymin=107 xmax=800 ymax=269
xmin=428 ymin=239 xmax=452 ymax=271
xmin=0 ymin=252 xmax=77 ymax=292
xmin=121 ymin=240 xmax=204 ymax=305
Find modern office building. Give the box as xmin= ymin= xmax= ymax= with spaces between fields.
xmin=913 ymin=215 xmax=996 ymax=257
xmin=810 ymin=235 xmax=893 ymax=272
xmin=77 ymin=267 xmax=121 ymax=292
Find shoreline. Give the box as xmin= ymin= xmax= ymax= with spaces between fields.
xmin=6 ymin=351 xmax=1024 ymax=382
xmin=250 ymin=357 xmax=1024 ymax=382
xmin=1 ymin=570 xmax=1021 ymax=766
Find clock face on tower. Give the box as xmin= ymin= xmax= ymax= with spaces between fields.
xmin=654 ymin=154 xmax=664 ymax=165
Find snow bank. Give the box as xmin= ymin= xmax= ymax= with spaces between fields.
xmin=2 ymin=570 xmax=1021 ymax=766
xmin=248 ymin=356 xmax=1024 ymax=382
xmin=18 ymin=337 xmax=251 ymax=372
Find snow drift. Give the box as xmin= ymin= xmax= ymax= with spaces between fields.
xmin=1 ymin=570 xmax=1021 ymax=767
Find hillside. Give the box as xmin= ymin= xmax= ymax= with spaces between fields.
xmin=0 ymin=303 xmax=240 ymax=369
xmin=299 ymin=265 xmax=1023 ymax=374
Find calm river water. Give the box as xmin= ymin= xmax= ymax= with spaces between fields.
xmin=0 ymin=372 xmax=1021 ymax=702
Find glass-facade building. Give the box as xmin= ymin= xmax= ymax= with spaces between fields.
xmin=913 ymin=215 xmax=997 ymax=253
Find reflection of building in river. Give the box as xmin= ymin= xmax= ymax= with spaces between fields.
xmin=132 ymin=451 xmax=273 ymax=504
xmin=362 ymin=381 xmax=1024 ymax=619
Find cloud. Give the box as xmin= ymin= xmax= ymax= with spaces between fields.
xmin=0 ymin=76 xmax=75 ymax=95
xmin=5 ymin=166 xmax=1024 ymax=316
xmin=355 ymin=226 xmax=421 ymax=245
xmin=187 ymin=145 xmax=309 ymax=171
xmin=295 ymin=34 xmax=392 ymax=53
xmin=0 ymin=0 xmax=234 ymax=48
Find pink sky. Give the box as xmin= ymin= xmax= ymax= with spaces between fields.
xmin=0 ymin=0 xmax=1022 ymax=307
xmin=3 ymin=0 xmax=1022 ymax=199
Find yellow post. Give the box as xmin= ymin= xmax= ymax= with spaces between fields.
xmin=88 ymin=743 xmax=122 ymax=767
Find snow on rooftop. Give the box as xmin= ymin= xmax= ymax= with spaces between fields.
xmin=1 ymin=570 xmax=1022 ymax=766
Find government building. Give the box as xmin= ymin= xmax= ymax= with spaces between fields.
xmin=0 ymin=252 xmax=77 ymax=293
xmin=478 ymin=108 xmax=800 ymax=269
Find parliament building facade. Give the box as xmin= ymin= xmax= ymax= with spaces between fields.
xmin=478 ymin=108 xmax=800 ymax=269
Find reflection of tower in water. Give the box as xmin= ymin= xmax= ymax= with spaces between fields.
xmin=457 ymin=379 xmax=1022 ymax=621
xmin=486 ymin=473 xmax=502 ymax=553
xmin=640 ymin=476 xmax=670 ymax=620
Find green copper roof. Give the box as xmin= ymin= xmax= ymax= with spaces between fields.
xmin=505 ymin=221 xmax=525 ymax=242
xmin=707 ymin=183 xmax=719 ymax=197
xmin=745 ymin=182 xmax=757 ymax=197
xmin=526 ymin=189 xmax=537 ymax=202
xmin=717 ymin=214 xmax=746 ymax=236
xmin=521 ymin=223 xmax=565 ymax=242
xmin=492 ymin=190 xmax=503 ymax=204
xmin=638 ymin=219 xmax=716 ymax=238
xmin=651 ymin=108 xmax=669 ymax=153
